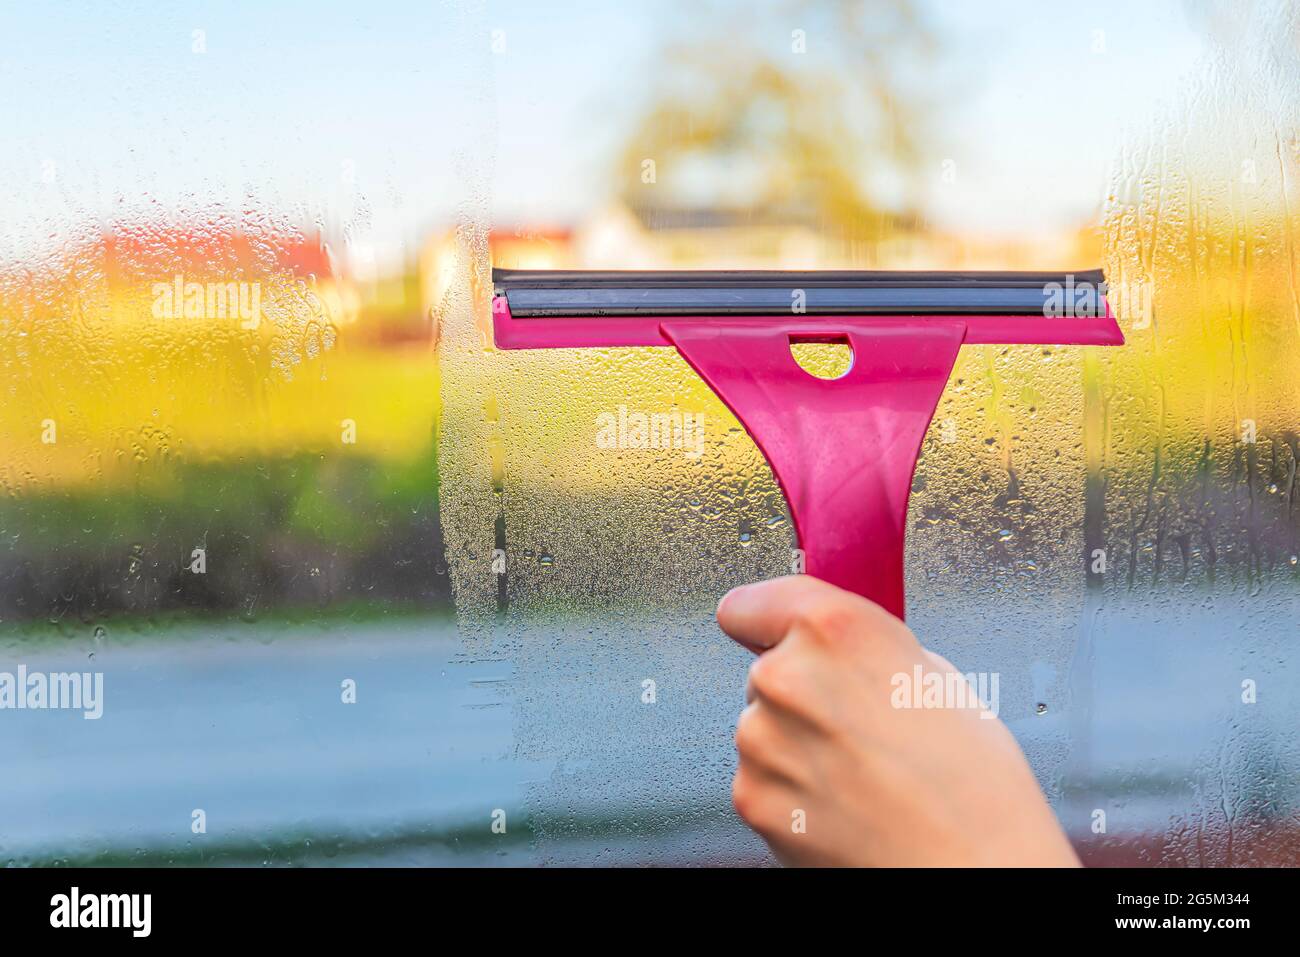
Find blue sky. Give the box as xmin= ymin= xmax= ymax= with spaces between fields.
xmin=0 ymin=0 xmax=1208 ymax=264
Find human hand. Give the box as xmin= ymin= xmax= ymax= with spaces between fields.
xmin=718 ymin=575 xmax=1080 ymax=867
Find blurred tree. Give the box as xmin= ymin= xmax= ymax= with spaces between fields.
xmin=616 ymin=0 xmax=941 ymax=239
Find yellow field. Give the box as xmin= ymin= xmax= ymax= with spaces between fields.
xmin=0 ymin=274 xmax=438 ymax=493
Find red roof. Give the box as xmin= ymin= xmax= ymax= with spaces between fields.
xmin=87 ymin=219 xmax=334 ymax=282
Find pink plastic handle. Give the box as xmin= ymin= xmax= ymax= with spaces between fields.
xmin=662 ymin=320 xmax=965 ymax=620
xmin=491 ymin=293 xmax=1121 ymax=621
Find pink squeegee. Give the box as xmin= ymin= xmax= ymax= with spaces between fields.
xmin=492 ymin=269 xmax=1123 ymax=620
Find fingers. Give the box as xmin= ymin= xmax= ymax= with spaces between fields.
xmin=717 ymin=574 xmax=905 ymax=654
xmin=734 ymin=701 xmax=813 ymax=788
xmin=731 ymin=758 xmax=820 ymax=867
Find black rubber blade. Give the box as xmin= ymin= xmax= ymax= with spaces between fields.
xmin=494 ymin=268 xmax=1107 ymax=317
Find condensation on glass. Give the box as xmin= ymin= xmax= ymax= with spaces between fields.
xmin=437 ymin=0 xmax=1300 ymax=866
xmin=0 ymin=0 xmax=1295 ymax=867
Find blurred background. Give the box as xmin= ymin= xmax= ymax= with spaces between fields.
xmin=0 ymin=0 xmax=1297 ymax=865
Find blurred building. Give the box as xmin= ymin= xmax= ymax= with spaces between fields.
xmin=419 ymin=201 xmax=1104 ymax=300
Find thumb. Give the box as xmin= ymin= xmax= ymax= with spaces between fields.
xmin=716 ymin=574 xmax=895 ymax=654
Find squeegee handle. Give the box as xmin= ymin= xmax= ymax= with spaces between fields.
xmin=661 ymin=319 xmax=967 ymax=622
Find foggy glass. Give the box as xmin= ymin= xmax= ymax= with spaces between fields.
xmin=2 ymin=0 xmax=1296 ymax=866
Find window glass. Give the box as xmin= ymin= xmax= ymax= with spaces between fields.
xmin=3 ymin=0 xmax=1296 ymax=866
